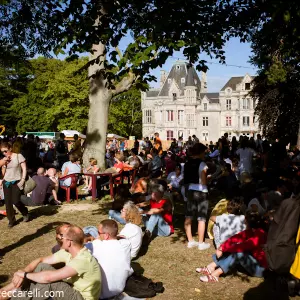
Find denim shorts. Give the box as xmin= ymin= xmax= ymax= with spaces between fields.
xmin=185 ymin=190 xmax=208 ymax=221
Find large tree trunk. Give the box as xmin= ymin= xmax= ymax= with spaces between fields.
xmin=83 ymin=43 xmax=112 ymax=168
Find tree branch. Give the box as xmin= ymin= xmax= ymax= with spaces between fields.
xmin=112 ymin=70 xmax=140 ymax=96
xmin=115 ymin=46 xmax=123 ymax=59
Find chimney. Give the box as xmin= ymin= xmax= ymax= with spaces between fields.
xmin=201 ymin=71 xmax=208 ymax=93
xmin=160 ymin=70 xmax=166 ymax=87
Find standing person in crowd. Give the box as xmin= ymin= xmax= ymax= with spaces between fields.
xmin=70 ymin=134 xmax=82 ymax=160
xmin=192 ymin=135 xmax=199 ymax=144
xmin=153 ymin=132 xmax=162 ymax=155
xmin=231 ymin=136 xmax=239 ymax=156
xmin=0 ymin=225 xmax=101 ymax=300
xmin=23 ymin=134 xmax=37 ymax=171
xmin=145 ymin=137 xmax=153 ymax=149
xmin=186 ymin=136 xmax=194 ymax=149
xmin=148 ymin=148 xmax=162 ymax=178
xmin=236 ymin=139 xmax=256 ymax=174
xmin=134 ymin=137 xmax=139 ymax=151
xmin=55 ymin=133 xmax=68 ymax=170
xmin=0 ymin=142 xmax=29 ymax=227
xmin=184 ymin=143 xmax=210 ymax=250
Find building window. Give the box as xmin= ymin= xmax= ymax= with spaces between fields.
xmin=204 ymin=103 xmax=207 ymax=111
xmin=203 ymin=117 xmax=208 ymax=126
xmin=176 ymin=65 xmax=180 ymax=70
xmin=226 ymin=99 xmax=231 ymax=110
xmin=181 ymin=78 xmax=185 ymax=83
xmin=253 ymin=99 xmax=256 ymax=109
xmin=178 ymin=110 xmax=184 ymax=124
xmin=253 ymin=116 xmax=255 ymax=124
xmin=168 ymin=78 xmax=171 ymax=84
xmin=243 ymin=116 xmax=250 ymax=126
xmin=167 ymin=130 xmax=174 ymax=140
xmin=202 ymin=131 xmax=209 ymax=141
xmin=186 ymin=114 xmax=195 ymax=127
xmin=243 ymin=98 xmax=250 ymax=109
xmin=145 ymin=110 xmax=152 ymax=124
xmin=245 ymin=82 xmax=251 ymax=90
xmin=166 ymin=110 xmax=174 ymax=122
xmin=172 ymin=93 xmax=177 ymax=101
xmin=226 ymin=116 xmax=232 ymax=127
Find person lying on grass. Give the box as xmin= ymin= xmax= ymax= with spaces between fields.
xmin=197 ymin=212 xmax=267 ymax=282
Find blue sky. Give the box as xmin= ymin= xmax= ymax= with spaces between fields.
xmin=148 ymin=38 xmax=258 ymax=92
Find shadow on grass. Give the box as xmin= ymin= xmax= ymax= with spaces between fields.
xmin=0 ymin=221 xmax=63 ymax=258
xmin=244 ymin=276 xmax=289 ymax=300
xmin=28 ymin=205 xmax=59 ymax=220
xmin=0 ymin=275 xmax=9 ymax=286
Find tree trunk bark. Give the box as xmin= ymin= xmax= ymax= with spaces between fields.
xmin=83 ymin=43 xmax=112 ymax=168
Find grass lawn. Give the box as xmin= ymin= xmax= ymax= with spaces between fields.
xmin=0 ymin=198 xmax=298 ymax=300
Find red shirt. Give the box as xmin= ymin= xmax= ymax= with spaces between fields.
xmin=220 ymin=228 xmax=267 ymax=268
xmin=150 ymin=199 xmax=174 ymax=234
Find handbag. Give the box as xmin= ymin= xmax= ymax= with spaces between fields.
xmin=23 ymin=176 xmax=37 ymax=195
xmin=17 ymin=154 xmax=37 ymax=194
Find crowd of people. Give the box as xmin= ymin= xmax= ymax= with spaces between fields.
xmin=1 ymin=130 xmax=300 ymax=299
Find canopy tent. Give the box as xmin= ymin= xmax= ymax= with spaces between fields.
xmin=61 ymin=130 xmax=86 ymax=139
xmin=107 ymin=133 xmax=126 ymax=140
xmin=26 ymin=132 xmax=59 ymax=140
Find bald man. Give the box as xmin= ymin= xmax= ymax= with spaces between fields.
xmin=0 ymin=225 xmax=101 ymax=300
xmin=20 ymin=167 xmax=59 ymax=208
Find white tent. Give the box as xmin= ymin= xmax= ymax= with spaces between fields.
xmin=61 ymin=130 xmax=86 ymax=139
xmin=107 ymin=133 xmax=125 ymax=140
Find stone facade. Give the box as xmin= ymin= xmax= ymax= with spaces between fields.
xmin=142 ymin=61 xmax=259 ymax=142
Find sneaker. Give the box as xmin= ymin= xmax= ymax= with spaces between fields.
xmin=198 ymin=242 xmax=211 ymax=250
xmin=187 ymin=240 xmax=199 ymax=248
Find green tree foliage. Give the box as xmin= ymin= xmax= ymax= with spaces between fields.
xmin=10 ymin=57 xmax=89 ymax=133
xmin=108 ymin=88 xmax=142 ymax=138
xmin=250 ymin=0 xmax=300 ymax=144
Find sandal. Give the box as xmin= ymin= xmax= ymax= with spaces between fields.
xmin=196 ymin=267 xmax=212 ymax=275
xmin=199 ymin=275 xmax=219 ymax=282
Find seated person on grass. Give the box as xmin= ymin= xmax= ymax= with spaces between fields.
xmin=51 ymin=222 xmax=71 ymax=254
xmin=85 ymin=220 xmax=132 ymax=300
xmin=118 ymin=201 xmax=143 ymax=259
xmin=108 ymin=184 xmax=131 ymax=225
xmin=167 ymin=163 xmax=183 ymax=192
xmin=197 ymin=212 xmax=267 ymax=282
xmin=20 ymin=167 xmax=60 ymax=207
xmin=209 ymin=197 xmax=246 ymax=249
xmin=0 ymin=225 xmax=101 ymax=300
xmin=138 ymin=183 xmax=174 ymax=245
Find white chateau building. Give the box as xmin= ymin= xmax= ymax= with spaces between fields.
xmin=141 ymin=61 xmax=259 ymax=142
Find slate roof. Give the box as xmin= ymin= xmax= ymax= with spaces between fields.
xmin=158 ymin=62 xmax=201 ymax=96
xmin=146 ymin=90 xmax=160 ymax=97
xmin=221 ymin=76 xmax=244 ymax=91
xmin=201 ymin=93 xmax=219 ymax=104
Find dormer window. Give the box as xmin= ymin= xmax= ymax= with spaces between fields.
xmin=245 ymin=83 xmax=251 ymax=90
xmin=168 ymin=78 xmax=171 ymax=84
xmin=181 ymin=78 xmax=185 ymax=83
xmin=194 ymin=79 xmax=197 ymax=85
xmin=204 ymin=103 xmax=207 ymax=111
xmin=172 ymin=93 xmax=177 ymax=101
xmin=176 ymin=65 xmax=180 ymax=70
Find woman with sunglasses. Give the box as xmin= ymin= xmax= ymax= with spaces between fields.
xmin=0 ymin=142 xmax=29 ymax=227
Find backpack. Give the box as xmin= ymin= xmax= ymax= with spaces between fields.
xmin=266 ymin=195 xmax=300 ymax=274
xmin=56 ymin=140 xmax=66 ymax=154
xmin=183 ymin=158 xmax=202 ymax=185
xmin=124 ymin=273 xmax=164 ymax=298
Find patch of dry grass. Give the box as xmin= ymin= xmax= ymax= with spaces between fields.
xmin=0 ymin=200 xmax=298 ymax=300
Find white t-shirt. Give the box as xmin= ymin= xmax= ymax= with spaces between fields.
xmin=189 ymin=162 xmax=208 ymax=192
xmin=85 ymin=239 xmax=133 ymax=299
xmin=236 ymin=147 xmax=256 ymax=173
xmin=167 ymin=172 xmax=183 ymax=189
xmin=119 ymin=223 xmax=143 ymax=259
xmin=216 ymin=214 xmax=246 ymax=245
